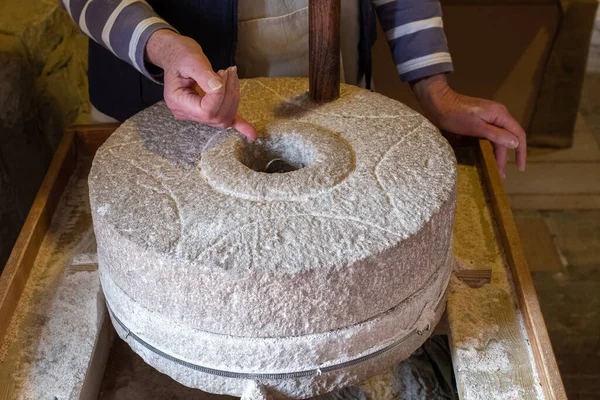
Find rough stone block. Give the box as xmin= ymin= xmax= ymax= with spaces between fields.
xmin=0 ymin=0 xmax=90 ymax=271
xmin=89 ymin=78 xmax=457 ymax=399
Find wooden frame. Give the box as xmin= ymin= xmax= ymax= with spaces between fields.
xmin=0 ymin=130 xmax=76 ymax=344
xmin=0 ymin=125 xmax=118 ymax=346
xmin=0 ymin=126 xmax=566 ymax=399
xmin=477 ymin=140 xmax=566 ymax=399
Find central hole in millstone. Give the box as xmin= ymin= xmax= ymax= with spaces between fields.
xmin=238 ymin=134 xmax=314 ymax=174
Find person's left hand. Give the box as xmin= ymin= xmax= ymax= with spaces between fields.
xmin=412 ymin=74 xmax=526 ymax=178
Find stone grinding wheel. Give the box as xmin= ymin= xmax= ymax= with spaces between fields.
xmin=89 ymin=78 xmax=457 ymax=399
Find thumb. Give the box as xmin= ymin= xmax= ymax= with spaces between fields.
xmin=183 ymin=53 xmax=224 ymax=95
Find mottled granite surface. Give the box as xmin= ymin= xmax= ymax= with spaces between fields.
xmin=89 ymin=78 xmax=457 ymax=398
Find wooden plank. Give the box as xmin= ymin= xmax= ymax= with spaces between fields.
xmin=448 ymin=284 xmax=541 ymax=399
xmin=68 ymin=252 xmax=99 ymax=275
xmin=509 ymin=194 xmax=600 ymax=210
xmin=0 ymin=129 xmax=77 ymax=345
xmin=78 ymin=305 xmax=115 ymax=400
xmin=449 ymin=160 xmax=541 ymax=398
xmin=477 ymin=139 xmax=567 ymax=400
xmin=514 ymin=215 xmax=564 ymax=272
xmin=72 ymin=123 xmax=120 ymax=156
xmin=503 ymin=162 xmax=600 ymax=195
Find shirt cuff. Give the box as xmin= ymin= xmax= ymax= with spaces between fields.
xmin=399 ymin=60 xmax=453 ymax=83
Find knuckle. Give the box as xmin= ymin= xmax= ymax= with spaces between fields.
xmin=492 ymin=103 xmax=508 ymax=115
xmin=483 ymin=129 xmax=497 ymax=141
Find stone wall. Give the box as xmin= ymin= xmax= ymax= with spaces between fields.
xmin=0 ymin=0 xmax=90 ymax=271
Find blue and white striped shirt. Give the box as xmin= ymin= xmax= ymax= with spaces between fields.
xmin=61 ymin=0 xmax=453 ymax=84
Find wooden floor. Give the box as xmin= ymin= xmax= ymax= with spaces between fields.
xmin=506 ymin=13 xmax=600 ymax=399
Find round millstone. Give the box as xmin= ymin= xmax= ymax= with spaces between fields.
xmin=89 ymin=78 xmax=457 ymax=399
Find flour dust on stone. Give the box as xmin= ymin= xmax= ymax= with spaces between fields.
xmin=89 ymin=78 xmax=458 ymax=398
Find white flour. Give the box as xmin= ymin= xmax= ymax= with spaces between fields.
xmin=447 ymin=164 xmax=545 ymax=400
xmin=14 ymin=271 xmax=101 ymax=400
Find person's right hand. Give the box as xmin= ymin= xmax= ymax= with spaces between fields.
xmin=145 ymin=29 xmax=257 ymax=139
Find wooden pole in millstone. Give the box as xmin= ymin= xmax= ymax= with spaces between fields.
xmin=309 ymin=0 xmax=341 ymax=102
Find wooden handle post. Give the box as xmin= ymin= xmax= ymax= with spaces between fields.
xmin=309 ymin=0 xmax=341 ymax=102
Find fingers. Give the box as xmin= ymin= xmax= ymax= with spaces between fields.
xmin=183 ymin=52 xmax=224 ymax=95
xmin=416 ymin=86 xmax=526 ymax=176
xmin=482 ymin=103 xmax=527 ymax=171
xmin=227 ymin=71 xmax=256 ymax=139
xmin=181 ymin=54 xmax=227 ymax=119
xmin=164 ymin=58 xmax=256 ymax=138
xmin=232 ymin=115 xmax=258 ymax=140
xmin=477 ymin=122 xmax=519 ymax=149
xmin=166 ymin=84 xmax=205 ymax=121
xmin=167 ymin=68 xmax=233 ymax=122
xmin=217 ymin=67 xmax=239 ymax=124
xmin=493 ymin=144 xmax=508 ymax=179
xmin=494 ymin=107 xmax=527 ymax=171
xmin=515 ymin=144 xmax=526 ymax=172
xmin=226 ymin=68 xmax=241 ymax=122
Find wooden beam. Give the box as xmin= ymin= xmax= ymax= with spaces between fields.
xmin=448 ymin=156 xmax=542 ymax=398
xmin=0 ymin=130 xmax=77 ymax=345
xmin=527 ymin=0 xmax=599 ymax=147
xmin=73 ymin=124 xmax=120 ymax=156
xmin=477 ymin=139 xmax=567 ymax=400
xmin=309 ymin=0 xmax=340 ymax=102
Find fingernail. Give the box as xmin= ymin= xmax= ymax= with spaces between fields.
xmin=208 ymin=77 xmax=223 ymax=91
xmin=519 ymin=165 xmax=526 ymax=172
xmin=232 ymin=65 xmax=238 ymax=73
xmin=508 ymin=138 xmax=518 ymax=148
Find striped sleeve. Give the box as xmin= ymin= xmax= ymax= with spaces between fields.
xmin=60 ymin=0 xmax=177 ymax=83
xmin=372 ymin=0 xmax=453 ymax=82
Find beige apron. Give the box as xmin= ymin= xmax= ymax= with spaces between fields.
xmin=236 ymin=0 xmax=361 ymax=85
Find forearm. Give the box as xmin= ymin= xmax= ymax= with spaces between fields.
xmin=145 ymin=29 xmax=181 ymax=69
xmin=372 ymin=0 xmax=453 ymax=82
xmin=59 ymin=0 xmax=176 ymax=82
xmin=410 ymin=74 xmax=451 ymax=125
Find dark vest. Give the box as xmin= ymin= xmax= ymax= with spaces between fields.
xmin=88 ymin=0 xmax=376 ymax=122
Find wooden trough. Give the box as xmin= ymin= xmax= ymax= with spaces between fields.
xmin=0 ymin=125 xmax=566 ymax=399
